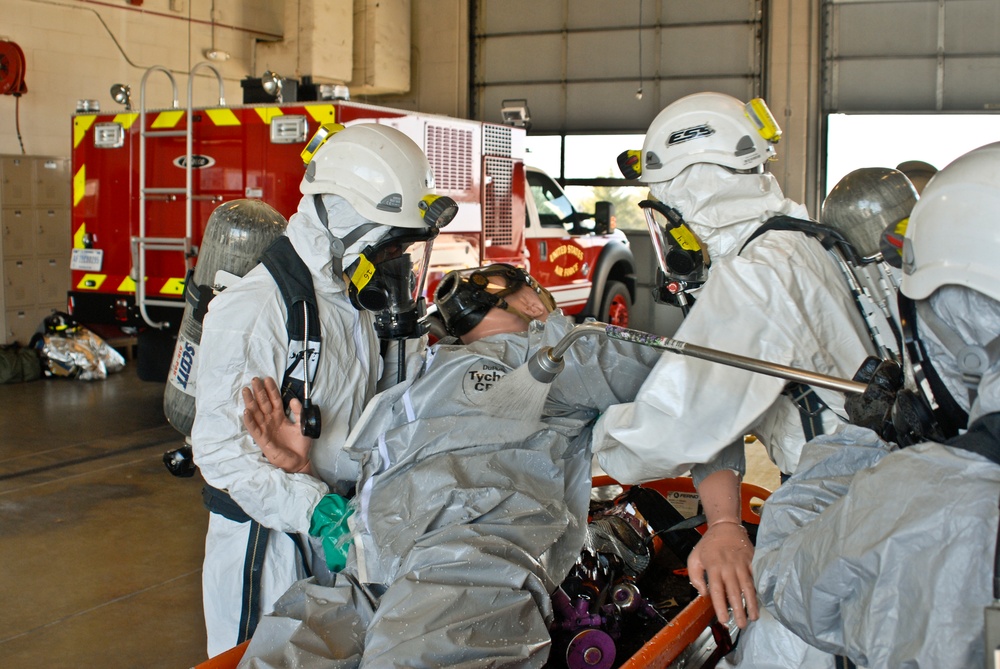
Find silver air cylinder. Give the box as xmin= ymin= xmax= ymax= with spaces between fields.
xmin=163 ymin=199 xmax=288 ymax=436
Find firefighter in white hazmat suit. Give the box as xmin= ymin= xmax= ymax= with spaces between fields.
xmin=593 ymin=92 xmax=876 ymax=636
xmin=740 ymin=142 xmax=1000 ymax=668
xmin=192 ymin=123 xmax=454 ymax=657
xmin=232 ymin=265 xmax=662 ymax=668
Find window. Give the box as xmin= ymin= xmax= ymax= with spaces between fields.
xmin=525 ymin=133 xmax=649 ymax=231
xmin=527 ymin=169 xmax=575 ymax=228
xmin=825 ymin=114 xmax=1000 ymax=196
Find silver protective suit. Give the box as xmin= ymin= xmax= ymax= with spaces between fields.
xmin=739 ymin=286 xmax=1000 ymax=668
xmin=593 ymin=163 xmax=876 ymax=480
xmin=193 ymin=194 xmax=385 ymax=657
xmin=236 ymin=311 xmax=661 ymax=668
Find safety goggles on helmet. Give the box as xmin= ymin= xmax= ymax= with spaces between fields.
xmin=638 ymin=199 xmax=708 ymax=314
xmin=434 ymin=264 xmax=556 ymax=337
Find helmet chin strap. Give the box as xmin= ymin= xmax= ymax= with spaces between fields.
xmin=313 ymin=194 xmax=382 ymax=279
xmin=915 ymin=299 xmax=1000 ymax=404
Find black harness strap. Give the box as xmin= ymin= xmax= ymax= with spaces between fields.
xmin=945 ymin=412 xmax=1000 ymax=466
xmin=739 ymin=216 xmax=850 ymax=444
xmin=835 ymin=654 xmax=858 ymax=669
xmin=238 ymin=520 xmax=268 ymax=644
xmin=201 ymin=483 xmax=313 ymax=645
xmin=785 ymin=381 xmax=826 ymax=442
xmin=739 ymin=215 xmax=859 ymax=261
xmin=260 ymin=235 xmax=321 ymax=406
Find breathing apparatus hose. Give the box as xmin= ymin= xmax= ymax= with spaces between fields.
xmin=827 ymin=246 xmax=898 ymax=363
xmin=529 ymin=322 xmax=867 ymax=396
xmin=995 ymin=492 xmax=1000 ymax=600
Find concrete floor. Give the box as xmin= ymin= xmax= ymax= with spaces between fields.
xmin=0 ymin=355 xmax=781 ymax=669
xmin=0 ymin=363 xmax=208 ymax=669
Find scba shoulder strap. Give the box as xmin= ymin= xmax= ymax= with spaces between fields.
xmin=738 ymin=216 xmax=860 ymax=442
xmin=259 ymin=235 xmax=321 ymax=409
xmin=738 ymin=215 xmax=861 ymax=262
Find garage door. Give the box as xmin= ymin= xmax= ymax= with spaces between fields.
xmin=824 ymin=0 xmax=1000 ymax=112
xmin=472 ymin=0 xmax=765 ymax=133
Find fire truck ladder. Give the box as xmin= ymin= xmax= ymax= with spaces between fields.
xmin=135 ymin=62 xmax=225 ymax=330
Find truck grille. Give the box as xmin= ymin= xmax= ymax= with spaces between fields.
xmin=425 ymin=125 xmax=473 ymax=193
xmin=484 ymin=156 xmax=514 ymax=247
xmin=483 ymin=124 xmax=512 ymax=158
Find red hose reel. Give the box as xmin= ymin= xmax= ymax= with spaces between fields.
xmin=0 ymin=40 xmax=28 ymax=96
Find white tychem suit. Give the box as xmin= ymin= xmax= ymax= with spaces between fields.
xmin=741 ymin=142 xmax=1000 ymax=669
xmin=593 ymin=161 xmax=875 ymax=481
xmin=193 ymin=193 xmax=382 ymax=657
xmin=192 ymin=120 xmax=454 ymax=657
xmin=236 ymin=309 xmax=662 ymax=668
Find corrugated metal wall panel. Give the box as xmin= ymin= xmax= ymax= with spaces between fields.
xmin=824 ymin=0 xmax=1000 ymax=112
xmin=472 ymin=0 xmax=764 ymax=133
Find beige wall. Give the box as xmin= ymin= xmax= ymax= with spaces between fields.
xmin=0 ymin=0 xmax=814 ymax=203
xmin=765 ymin=0 xmax=823 ymax=214
xmin=0 ymin=0 xmax=280 ymax=156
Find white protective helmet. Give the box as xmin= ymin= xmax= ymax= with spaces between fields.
xmin=821 ymin=167 xmax=918 ymax=259
xmin=301 ymin=123 xmax=449 ymax=230
xmin=902 ymin=141 xmax=1000 ymax=302
xmin=620 ymin=92 xmax=782 ymax=183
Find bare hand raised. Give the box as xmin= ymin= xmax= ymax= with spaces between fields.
xmin=242 ymin=376 xmax=315 ymax=476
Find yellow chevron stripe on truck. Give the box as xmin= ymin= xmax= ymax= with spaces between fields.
xmin=114 ymin=113 xmax=139 ymax=129
xmin=73 ymin=224 xmax=87 ymax=249
xmin=255 ymin=107 xmax=284 ymax=123
xmin=152 ymin=110 xmax=184 ymax=128
xmin=305 ymin=105 xmax=337 ymax=122
xmin=206 ymin=108 xmax=240 ymax=126
xmin=73 ymin=115 xmax=96 ymax=149
xmin=73 ymin=165 xmax=86 ymax=207
xmin=160 ymin=278 xmax=185 ymax=295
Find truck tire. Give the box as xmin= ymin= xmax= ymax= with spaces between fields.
xmin=599 ymin=280 xmax=631 ymax=328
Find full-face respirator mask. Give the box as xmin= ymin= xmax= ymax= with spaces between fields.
xmin=435 ymin=263 xmax=557 ymax=338
xmin=345 ymin=229 xmax=435 ymax=340
xmin=328 ymin=193 xmax=457 ymax=340
xmin=638 ymin=199 xmax=709 ymax=315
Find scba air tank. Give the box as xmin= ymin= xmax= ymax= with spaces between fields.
xmin=163 ymin=199 xmax=288 ymax=436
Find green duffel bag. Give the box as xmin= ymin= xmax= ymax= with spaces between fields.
xmin=0 ymin=344 xmax=42 ymax=383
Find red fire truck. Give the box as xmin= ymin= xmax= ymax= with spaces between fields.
xmin=68 ymin=67 xmax=636 ymax=377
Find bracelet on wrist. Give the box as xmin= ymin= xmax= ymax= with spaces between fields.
xmin=708 ymin=518 xmax=744 ymax=528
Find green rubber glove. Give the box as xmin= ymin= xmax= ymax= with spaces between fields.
xmin=309 ymin=494 xmax=353 ymax=572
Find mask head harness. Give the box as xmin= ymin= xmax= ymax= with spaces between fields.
xmin=313 ymin=193 xmax=457 ymax=340
xmin=891 ymin=293 xmax=980 ymax=445
xmin=435 ymin=263 xmax=556 ymax=338
xmin=637 ymin=199 xmax=708 ymax=314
